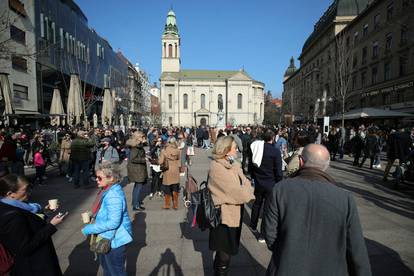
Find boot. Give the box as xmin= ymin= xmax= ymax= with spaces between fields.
xmin=163 ymin=194 xmax=171 ymax=209
xmin=214 ymin=265 xmax=229 ymax=276
xmin=172 ymin=191 xmax=179 ymax=210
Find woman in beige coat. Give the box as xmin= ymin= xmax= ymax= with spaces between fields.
xmin=158 ymin=137 xmax=181 ymax=209
xmin=208 ymin=135 xmax=255 ymax=275
xmin=59 ymin=133 xmax=72 ymax=176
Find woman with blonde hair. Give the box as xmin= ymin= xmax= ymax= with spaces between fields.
xmin=158 ymin=137 xmax=180 ymax=209
xmin=208 ymin=136 xmax=255 ymax=275
xmin=126 ymin=131 xmax=148 ymax=211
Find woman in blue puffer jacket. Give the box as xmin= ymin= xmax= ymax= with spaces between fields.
xmin=82 ymin=162 xmax=132 ymax=276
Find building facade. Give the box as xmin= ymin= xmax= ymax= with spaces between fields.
xmin=159 ymin=10 xmax=265 ymax=127
xmin=282 ymin=0 xmax=414 ymax=122
xmin=0 ymin=0 xmax=130 ymax=124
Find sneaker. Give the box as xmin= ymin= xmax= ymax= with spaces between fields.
xmin=149 ymin=193 xmax=154 ymax=199
xmin=248 ymin=225 xmax=259 ymax=234
xmin=133 ymin=206 xmax=146 ymax=211
xmin=258 ymin=237 xmax=266 ymax=243
xmin=68 ymin=177 xmax=73 ymax=182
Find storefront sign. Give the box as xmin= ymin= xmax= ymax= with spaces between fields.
xmin=361 ymin=81 xmax=413 ymax=97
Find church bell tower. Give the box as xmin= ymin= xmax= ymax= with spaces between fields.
xmin=161 ymin=9 xmax=180 ymax=73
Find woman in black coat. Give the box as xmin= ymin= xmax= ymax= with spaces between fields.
xmin=0 ymin=174 xmax=65 ymax=276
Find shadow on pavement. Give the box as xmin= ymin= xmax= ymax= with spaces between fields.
xmin=366 ymin=238 xmax=414 ymax=276
xmin=127 ymin=212 xmax=147 ymax=275
xmin=148 ymin=248 xmax=184 ymax=276
xmin=64 ymin=237 xmax=99 ymax=276
xmin=336 ymin=181 xmax=414 ymax=220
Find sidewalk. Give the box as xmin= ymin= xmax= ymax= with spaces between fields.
xmin=28 ymin=147 xmax=414 ymax=275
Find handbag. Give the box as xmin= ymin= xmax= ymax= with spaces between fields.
xmin=192 ymin=174 xmax=221 ymax=231
xmin=160 ymin=159 xmax=169 ymax=172
xmin=89 ymin=234 xmax=112 ymax=254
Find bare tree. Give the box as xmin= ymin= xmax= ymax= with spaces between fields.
xmin=335 ymin=31 xmax=353 ymax=128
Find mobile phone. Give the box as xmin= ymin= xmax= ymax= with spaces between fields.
xmin=57 ymin=211 xmax=68 ymax=218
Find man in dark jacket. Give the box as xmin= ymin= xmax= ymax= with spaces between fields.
xmin=70 ymin=130 xmax=94 ymax=188
xmin=263 ymin=144 xmax=371 ymax=276
xmin=240 ymin=127 xmax=252 ymax=174
xmin=249 ymin=129 xmax=283 ymax=243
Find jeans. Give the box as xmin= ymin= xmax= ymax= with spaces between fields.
xmin=132 ymin=182 xmax=144 ymax=208
xmin=72 ymin=160 xmax=90 ymax=187
xmin=250 ymin=186 xmax=271 ymax=231
xmin=34 ymin=166 xmax=45 ymax=184
xmin=202 ymin=139 xmax=210 ymax=149
xmin=99 ymin=245 xmax=127 ymax=276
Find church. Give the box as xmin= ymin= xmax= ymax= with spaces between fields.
xmin=159 ymin=10 xmax=265 ymax=127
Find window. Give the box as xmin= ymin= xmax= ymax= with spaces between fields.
xmin=13 ymin=84 xmax=28 ymax=100
xmin=59 ymin=28 xmax=64 ymax=49
xmin=363 ymin=24 xmax=368 ymax=37
xmin=352 ymin=75 xmax=357 ymax=89
xmin=354 ymin=31 xmax=359 ymax=45
xmin=372 ymin=41 xmax=379 ymax=58
xmin=168 ymin=94 xmax=172 ymax=109
xmin=217 ymin=94 xmax=223 ymax=110
xmin=163 ymin=42 xmax=166 ymax=57
xmin=10 ymin=25 xmax=25 ymax=44
xmin=400 ymin=27 xmax=408 ymax=45
xmin=362 ymin=46 xmax=367 ymax=64
xmin=386 ymin=3 xmax=394 ymax=21
xmin=97 ymin=43 xmax=101 ymax=57
xmin=237 ymin=93 xmax=242 ymax=109
xmin=371 ymin=66 xmax=378 ymax=84
xmin=361 ymin=71 xmax=367 ymax=87
xmin=51 ymin=22 xmax=56 ymax=44
xmin=40 ymin=13 xmax=44 ymax=38
xmin=385 ymin=33 xmax=392 ymax=51
xmin=384 ymin=62 xmax=391 ymax=81
xmin=399 ymin=56 xmax=407 ymax=76
xmin=12 ymin=55 xmax=27 ymax=72
xmin=352 ymin=54 xmax=358 ymax=69
xmin=183 ymin=93 xmax=188 ymax=109
xmin=374 ymin=13 xmax=380 ymax=30
xmin=9 ymin=0 xmax=27 ymax=17
xmin=174 ymin=43 xmax=177 ymax=58
xmin=168 ymin=44 xmax=172 ymax=58
xmin=403 ymin=0 xmax=410 ymax=8
xmin=201 ymin=94 xmax=206 ymax=109
xmin=346 ymin=37 xmax=350 ymax=49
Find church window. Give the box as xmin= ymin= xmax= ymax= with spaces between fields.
xmin=217 ymin=94 xmax=223 ymax=111
xmin=168 ymin=44 xmax=173 ymax=58
xmin=168 ymin=94 xmax=172 ymax=109
xmin=175 ymin=43 xmax=177 ymax=58
xmin=201 ymin=94 xmax=206 ymax=109
xmin=183 ymin=93 xmax=188 ymax=109
xmin=237 ymin=93 xmax=242 ymax=109
xmin=163 ymin=42 xmax=166 ymax=57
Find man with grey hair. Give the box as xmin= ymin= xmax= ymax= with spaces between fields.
xmin=263 ymin=144 xmax=371 ymax=276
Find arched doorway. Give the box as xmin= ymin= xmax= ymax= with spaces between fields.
xmin=200 ymin=117 xmax=207 ymax=126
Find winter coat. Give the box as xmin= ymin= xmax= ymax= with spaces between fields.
xmin=363 ymin=134 xmax=379 ymax=156
xmin=59 ymin=139 xmax=71 ymax=162
xmin=70 ymin=137 xmax=94 ymax=162
xmin=95 ymin=145 xmax=119 ymax=169
xmin=208 ymin=159 xmax=255 ymax=227
xmin=82 ymin=184 xmax=133 ymax=249
xmin=0 ymin=202 xmax=62 ymax=276
xmin=263 ymin=167 xmax=371 ymax=276
xmin=159 ymin=144 xmax=180 ymax=185
xmin=126 ymin=139 xmax=148 ymax=183
xmin=34 ymin=152 xmax=45 ymax=167
xmin=328 ymin=131 xmax=340 ymax=152
xmin=251 ymin=143 xmax=283 ymax=190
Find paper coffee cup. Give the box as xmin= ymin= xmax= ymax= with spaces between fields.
xmin=48 ymin=199 xmax=58 ymax=210
xmin=81 ymin=212 xmax=90 ymax=224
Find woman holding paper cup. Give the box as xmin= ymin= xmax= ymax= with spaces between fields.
xmin=0 ymin=174 xmax=64 ymax=275
xmin=82 ymin=162 xmax=132 ymax=276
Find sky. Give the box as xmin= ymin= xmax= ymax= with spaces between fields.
xmin=76 ymin=0 xmax=333 ymax=98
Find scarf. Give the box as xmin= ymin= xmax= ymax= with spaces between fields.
xmin=294 ymin=167 xmax=336 ymax=184
xmin=91 ymin=184 xmax=115 ymax=217
xmin=0 ymin=197 xmax=41 ymax=214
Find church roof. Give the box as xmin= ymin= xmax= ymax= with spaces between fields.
xmin=164 ymin=9 xmax=179 ymax=35
xmin=160 ymin=69 xmax=263 ymax=84
xmin=284 ymin=57 xmax=297 ymax=77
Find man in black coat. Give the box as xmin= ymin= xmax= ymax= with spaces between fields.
xmin=249 ymin=129 xmax=283 ymax=243
xmin=263 ymin=144 xmax=371 ymax=276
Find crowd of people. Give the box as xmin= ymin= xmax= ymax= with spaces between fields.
xmin=0 ymin=122 xmax=413 ymax=275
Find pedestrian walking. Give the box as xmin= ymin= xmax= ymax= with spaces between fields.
xmin=149 ymin=135 xmax=163 ymax=198
xmin=126 ymin=131 xmax=148 ymax=211
xmin=59 ymin=133 xmax=72 ymax=177
xmin=249 ymin=130 xmax=283 ymax=242
xmin=263 ymin=144 xmax=371 ymax=276
xmin=33 ymin=147 xmax=46 ymax=185
xmin=208 ymin=136 xmax=255 ymax=275
xmin=70 ymin=130 xmax=94 ymax=189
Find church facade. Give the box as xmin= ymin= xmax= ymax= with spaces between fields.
xmin=159 ymin=10 xmax=265 ymax=127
